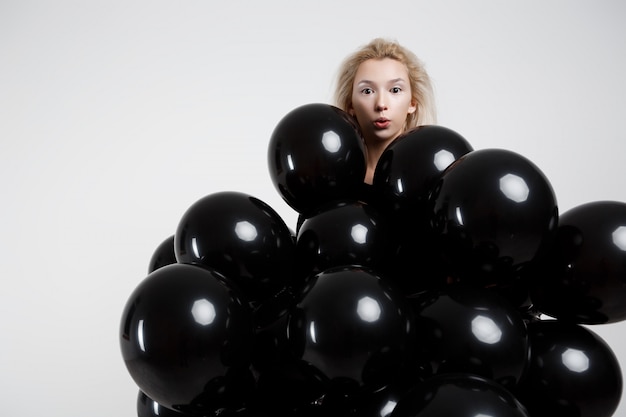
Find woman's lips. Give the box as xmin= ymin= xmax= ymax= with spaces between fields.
xmin=373 ymin=118 xmax=391 ymax=129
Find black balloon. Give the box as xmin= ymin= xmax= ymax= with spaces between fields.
xmin=137 ymin=391 xmax=195 ymax=417
xmin=120 ymin=263 xmax=255 ymax=415
xmin=372 ymin=124 xmax=473 ymax=220
xmin=148 ymin=235 xmax=177 ymax=273
xmin=368 ymin=126 xmax=474 ymax=294
xmin=296 ymin=200 xmax=394 ymax=280
xmin=529 ymin=200 xmax=626 ymax=324
xmin=174 ymin=191 xmax=295 ymax=304
xmin=516 ymin=320 xmax=622 ymax=417
xmin=390 ymin=373 xmax=530 ymax=417
xmin=430 ymin=148 xmax=559 ymax=288
xmin=287 ymin=266 xmax=413 ymax=394
xmin=408 ymin=287 xmax=529 ymax=390
xmin=267 ymin=103 xmax=367 ymax=215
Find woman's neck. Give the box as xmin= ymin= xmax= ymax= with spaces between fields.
xmin=364 ymin=139 xmax=393 ymax=184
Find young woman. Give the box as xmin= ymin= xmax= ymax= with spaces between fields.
xmin=334 ymin=38 xmax=437 ymax=184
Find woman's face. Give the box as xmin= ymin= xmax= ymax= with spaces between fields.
xmin=349 ymin=58 xmax=416 ymax=147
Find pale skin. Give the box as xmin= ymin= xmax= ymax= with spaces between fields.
xmin=348 ymin=58 xmax=417 ymax=184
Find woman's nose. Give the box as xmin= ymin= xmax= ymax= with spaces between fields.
xmin=375 ymin=100 xmax=388 ymax=112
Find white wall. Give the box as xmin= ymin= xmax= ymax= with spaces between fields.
xmin=1 ymin=1 xmax=625 ymax=416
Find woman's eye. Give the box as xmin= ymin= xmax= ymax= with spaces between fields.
xmin=391 ymin=87 xmax=402 ymax=93
xmin=361 ymin=88 xmax=373 ymax=95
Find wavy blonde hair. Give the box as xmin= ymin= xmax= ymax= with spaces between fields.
xmin=333 ymin=38 xmax=437 ymax=129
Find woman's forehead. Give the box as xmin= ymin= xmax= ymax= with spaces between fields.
xmin=354 ymin=58 xmax=409 ymax=83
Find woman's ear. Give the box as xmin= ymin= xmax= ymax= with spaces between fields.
xmin=408 ymin=99 xmax=417 ymax=114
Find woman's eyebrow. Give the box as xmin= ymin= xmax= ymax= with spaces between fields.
xmin=356 ymin=78 xmax=407 ymax=85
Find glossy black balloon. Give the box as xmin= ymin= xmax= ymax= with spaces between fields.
xmin=367 ymin=126 xmax=474 ymax=294
xmin=372 ymin=124 xmax=473 ymax=220
xmin=148 ymin=235 xmax=177 ymax=273
xmin=516 ymin=320 xmax=622 ymax=417
xmin=408 ymin=287 xmax=529 ymax=390
xmin=174 ymin=191 xmax=295 ymax=303
xmin=296 ymin=200 xmax=394 ymax=280
xmin=390 ymin=373 xmax=530 ymax=417
xmin=267 ymin=103 xmax=367 ymax=215
xmin=120 ymin=263 xmax=255 ymax=415
xmin=529 ymin=200 xmax=626 ymax=324
xmin=287 ymin=266 xmax=413 ymax=393
xmin=137 ymin=391 xmax=195 ymax=417
xmin=430 ymin=148 xmax=558 ymax=288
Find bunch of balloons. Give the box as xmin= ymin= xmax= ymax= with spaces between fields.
xmin=120 ymin=103 xmax=625 ymax=417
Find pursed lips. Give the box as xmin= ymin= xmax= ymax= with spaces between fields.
xmin=373 ymin=117 xmax=391 ymax=128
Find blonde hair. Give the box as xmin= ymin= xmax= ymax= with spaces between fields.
xmin=333 ymin=38 xmax=437 ymax=129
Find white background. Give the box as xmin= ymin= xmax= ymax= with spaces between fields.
xmin=2 ymin=1 xmax=626 ymax=416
